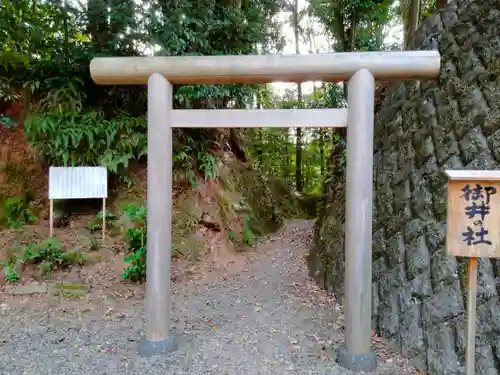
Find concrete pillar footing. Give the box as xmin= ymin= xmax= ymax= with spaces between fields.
xmin=138 ymin=334 xmax=178 ymax=357
xmin=336 ymin=345 xmax=377 ymax=373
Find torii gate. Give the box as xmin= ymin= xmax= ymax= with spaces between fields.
xmin=90 ymin=51 xmax=440 ymax=373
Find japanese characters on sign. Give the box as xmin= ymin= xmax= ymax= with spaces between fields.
xmin=446 ymin=171 xmax=500 ymax=258
xmin=460 ymin=183 xmax=496 ymax=247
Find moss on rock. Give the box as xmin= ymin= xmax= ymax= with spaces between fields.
xmin=219 ymin=161 xmax=283 ymax=236
xmin=307 ymin=171 xmax=346 ymax=293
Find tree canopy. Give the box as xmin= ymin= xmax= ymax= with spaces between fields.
xmin=0 ymin=0 xmax=444 ymax=194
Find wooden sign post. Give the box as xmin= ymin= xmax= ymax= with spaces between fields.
xmin=446 ymin=170 xmax=500 ymax=375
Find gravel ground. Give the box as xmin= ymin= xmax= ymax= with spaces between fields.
xmin=0 ymin=220 xmax=413 ymax=375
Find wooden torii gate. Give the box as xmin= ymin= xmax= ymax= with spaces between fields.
xmin=90 ymin=51 xmax=440 ymax=373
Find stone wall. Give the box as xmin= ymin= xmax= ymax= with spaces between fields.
xmin=309 ymin=0 xmax=500 ymax=373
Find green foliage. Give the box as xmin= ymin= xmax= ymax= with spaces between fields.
xmin=0 ymin=0 xmax=63 ymax=72
xmin=3 ymin=263 xmax=20 ymax=282
xmin=20 ymin=238 xmax=85 ymax=270
xmin=24 ymin=80 xmax=222 ymax=182
xmin=123 ymin=245 xmax=146 ymax=282
xmin=0 ymin=115 xmax=16 ymax=129
xmin=86 ymin=210 xmax=118 ymax=232
xmin=121 ymin=204 xmax=147 ymax=282
xmin=229 ymin=216 xmax=256 ymax=248
xmin=119 ymin=175 xmax=137 ymax=188
xmin=244 ymin=83 xmax=346 ymax=199
xmin=0 ymin=0 xmax=397 ymax=253
xmin=198 ymin=151 xmax=218 ymax=180
xmin=2 ymin=195 xmax=37 ymax=228
xmin=0 ymin=0 xmax=287 ymax=199
xmin=2 ymin=253 xmax=20 ymax=282
xmin=310 ymin=0 xmax=393 ymax=52
xmin=25 ymin=109 xmax=147 ymax=173
xmin=172 ymin=136 xmax=220 ymax=185
xmin=121 ymin=202 xmax=202 ymax=280
xmin=0 ymin=0 xmax=285 ymax=113
xmin=1 ymin=238 xmax=86 ymax=281
xmin=0 ymin=77 xmax=19 ymax=105
xmin=86 ymin=235 xmax=100 ymax=251
xmin=24 ymin=82 xmax=148 ymax=174
xmin=241 ymin=216 xmax=256 ymax=246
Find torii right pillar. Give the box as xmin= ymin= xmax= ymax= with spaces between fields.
xmin=337 ymin=68 xmax=377 ymax=373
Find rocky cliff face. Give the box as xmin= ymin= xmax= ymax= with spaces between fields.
xmin=309 ymin=0 xmax=500 ymax=373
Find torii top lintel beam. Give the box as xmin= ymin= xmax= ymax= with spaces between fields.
xmin=90 ymin=51 xmax=441 ymax=86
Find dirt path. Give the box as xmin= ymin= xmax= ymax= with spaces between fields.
xmin=0 ymin=220 xmax=413 ymax=374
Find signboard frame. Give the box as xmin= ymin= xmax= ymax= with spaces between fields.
xmin=48 ymin=166 xmax=108 ymax=243
xmin=445 ymin=169 xmax=500 ymax=375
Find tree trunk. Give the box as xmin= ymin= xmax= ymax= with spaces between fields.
xmin=295 ymin=112 xmax=303 ymax=192
xmin=436 ymin=0 xmax=448 ymax=9
xmin=87 ymin=0 xmax=109 ymax=51
xmin=405 ymin=0 xmax=421 ymax=49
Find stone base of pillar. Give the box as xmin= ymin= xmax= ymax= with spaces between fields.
xmin=138 ymin=334 xmax=178 ymax=357
xmin=336 ymin=345 xmax=377 ymax=373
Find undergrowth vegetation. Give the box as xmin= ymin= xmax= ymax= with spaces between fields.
xmin=23 ymin=80 xmax=221 ymax=183
xmin=1 ymin=238 xmax=86 ymax=282
xmin=2 ymin=195 xmax=37 ymax=228
xmin=121 ymin=204 xmax=147 ymax=282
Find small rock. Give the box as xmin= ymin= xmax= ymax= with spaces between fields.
xmin=0 ymin=303 xmax=9 ymax=316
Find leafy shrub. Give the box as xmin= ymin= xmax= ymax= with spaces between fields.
xmin=229 ymin=215 xmax=256 ymax=248
xmin=172 ymin=136 xmax=219 ymax=187
xmin=121 ymin=204 xmax=147 ymax=282
xmin=25 ymin=109 xmax=147 ymax=175
xmin=0 ymin=77 xmax=19 ymax=105
xmin=197 ymin=151 xmax=218 ymax=180
xmin=25 ymin=82 xmax=221 ymax=183
xmin=1 ymin=238 xmax=86 ymax=281
xmin=241 ymin=216 xmax=256 ymax=245
xmin=121 ymin=203 xmax=201 ymax=281
xmin=2 ymin=257 xmax=20 ymax=282
xmin=22 ymin=79 xmax=146 ymax=174
xmin=86 ymin=210 xmax=118 ymax=232
xmin=2 ymin=195 xmax=37 ymax=228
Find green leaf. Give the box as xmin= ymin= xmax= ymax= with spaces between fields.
xmin=0 ymin=116 xmax=17 ymax=129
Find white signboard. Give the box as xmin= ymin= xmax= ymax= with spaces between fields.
xmin=49 ymin=166 xmax=108 ymax=200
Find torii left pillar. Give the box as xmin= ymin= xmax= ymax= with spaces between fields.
xmin=138 ymin=73 xmax=178 ymax=356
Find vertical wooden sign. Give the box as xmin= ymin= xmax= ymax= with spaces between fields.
xmin=446 ymin=170 xmax=500 ymax=375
